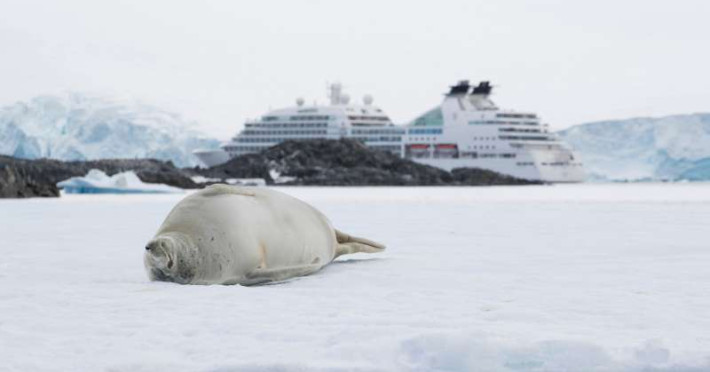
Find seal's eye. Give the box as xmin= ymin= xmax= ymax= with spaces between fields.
xmin=145 ymin=244 xmax=152 ymax=251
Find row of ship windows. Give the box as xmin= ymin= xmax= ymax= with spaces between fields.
xmin=351 ymin=122 xmax=400 ymax=128
xmin=496 ymin=113 xmax=537 ymax=119
xmin=498 ymin=128 xmax=542 ymax=133
xmin=516 ymin=161 xmax=581 ymax=167
xmin=499 ymin=135 xmax=552 ymax=141
xmin=469 ymin=120 xmax=539 ymax=126
xmin=408 ymin=128 xmax=443 ymax=135
xmin=409 ymin=136 xmax=496 ymax=142
xmin=261 ymin=115 xmax=330 ymax=121
xmin=262 ymin=115 xmax=331 ymax=121
xmin=411 ymin=136 xmax=495 ymax=141
xmin=408 ymin=152 xmax=517 ymax=159
xmin=542 ymin=162 xmax=581 ymax=166
xmin=351 ymin=136 xmax=403 ymax=142
xmin=347 ymin=116 xmax=390 ymax=121
xmin=236 ymin=136 xmax=327 ymax=143
xmin=461 ymin=152 xmax=517 ymax=159
xmin=245 ymin=123 xmax=328 ymax=128
xmin=352 ymin=129 xmax=406 ymax=135
xmin=408 ymin=144 xmax=500 ymax=151
xmin=289 ymin=115 xmax=330 ymax=121
xmin=228 ymin=142 xmax=400 ymax=155
xmin=242 ymin=130 xmax=328 ymax=135
xmin=236 ymin=134 xmax=551 ymax=144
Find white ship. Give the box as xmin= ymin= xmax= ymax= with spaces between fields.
xmin=194 ymin=83 xmax=404 ymax=164
xmin=403 ymin=80 xmax=584 ymax=182
xmin=194 ymin=81 xmax=585 ymax=183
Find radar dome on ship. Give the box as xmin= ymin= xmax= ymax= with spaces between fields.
xmin=296 ymin=97 xmax=305 ymax=106
xmin=340 ymin=94 xmax=350 ymax=104
xmin=363 ymin=94 xmax=373 ymax=105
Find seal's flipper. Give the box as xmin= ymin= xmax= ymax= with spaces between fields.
xmin=243 ymin=264 xmax=322 ymax=286
xmin=334 ymin=229 xmax=385 ymax=258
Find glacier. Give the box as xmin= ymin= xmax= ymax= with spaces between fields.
xmin=0 ymin=93 xmax=220 ymax=167
xmin=558 ymin=113 xmax=710 ymax=182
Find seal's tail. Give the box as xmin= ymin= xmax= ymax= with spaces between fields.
xmin=334 ymin=229 xmax=386 ymax=258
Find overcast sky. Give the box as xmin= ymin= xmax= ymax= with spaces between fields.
xmin=1 ymin=0 xmax=708 ymax=138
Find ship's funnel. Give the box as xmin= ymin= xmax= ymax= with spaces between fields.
xmin=472 ymin=81 xmax=493 ymax=95
xmin=447 ymin=80 xmax=470 ymax=96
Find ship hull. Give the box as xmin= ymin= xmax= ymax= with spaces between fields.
xmin=411 ymin=157 xmax=586 ymax=183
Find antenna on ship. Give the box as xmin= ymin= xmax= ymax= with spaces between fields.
xmin=328 ymin=82 xmax=343 ymax=105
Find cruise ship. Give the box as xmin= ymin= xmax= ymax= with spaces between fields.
xmin=194 ymin=81 xmax=585 ymax=183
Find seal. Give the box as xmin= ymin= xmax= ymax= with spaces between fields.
xmin=144 ymin=184 xmax=385 ymax=285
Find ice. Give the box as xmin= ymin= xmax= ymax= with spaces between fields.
xmin=1 ymin=184 xmax=709 ymax=371
xmin=558 ymin=113 xmax=710 ymax=181
xmin=0 ymin=93 xmax=220 ymax=167
xmin=190 ymin=175 xmax=222 ymax=184
xmin=57 ymin=169 xmax=183 ymax=194
xmin=269 ymin=168 xmax=297 ymax=184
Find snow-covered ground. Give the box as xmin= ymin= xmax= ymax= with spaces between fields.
xmin=1 ymin=184 xmax=709 ymax=371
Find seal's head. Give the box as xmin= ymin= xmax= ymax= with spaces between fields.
xmin=144 ymin=232 xmax=198 ymax=284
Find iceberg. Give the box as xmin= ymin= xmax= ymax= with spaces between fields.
xmin=57 ymin=169 xmax=183 ymax=194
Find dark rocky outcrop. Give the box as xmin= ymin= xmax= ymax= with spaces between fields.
xmin=1 ymin=139 xmax=539 ymax=198
xmin=198 ymin=139 xmax=539 ymax=186
xmin=0 ymin=159 xmax=60 ymax=198
xmin=0 ymin=156 xmax=197 ymax=198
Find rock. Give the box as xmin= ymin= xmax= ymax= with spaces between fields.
xmin=1 ymin=139 xmax=539 ymax=198
xmin=198 ymin=139 xmax=539 ymax=186
xmin=0 ymin=161 xmax=60 ymax=198
xmin=0 ymin=156 xmax=198 ymax=198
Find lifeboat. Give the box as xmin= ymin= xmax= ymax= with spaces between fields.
xmin=408 ymin=144 xmax=430 ymax=150
xmin=434 ymin=143 xmax=459 ymax=159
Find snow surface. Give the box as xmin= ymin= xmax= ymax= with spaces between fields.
xmin=1 ymin=184 xmax=709 ymax=371
xmin=558 ymin=114 xmax=710 ymax=182
xmin=0 ymin=93 xmax=220 ymax=167
xmin=57 ymin=169 xmax=183 ymax=194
